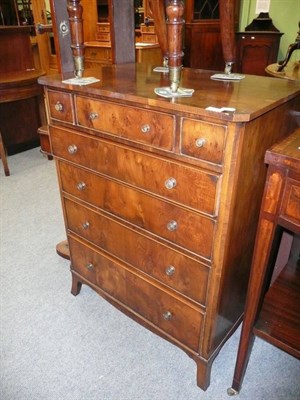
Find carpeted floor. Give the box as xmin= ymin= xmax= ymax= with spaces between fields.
xmin=0 ymin=148 xmax=299 ymax=400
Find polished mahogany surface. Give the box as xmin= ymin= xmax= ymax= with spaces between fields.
xmin=39 ymin=63 xmax=300 ymax=122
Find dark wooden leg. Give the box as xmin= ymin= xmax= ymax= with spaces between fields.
xmin=71 ymin=272 xmax=82 ymax=296
xmin=0 ymin=131 xmax=10 ymax=176
xmin=227 ymin=329 xmax=256 ymax=395
xmin=195 ymin=357 xmax=213 ymax=391
xmin=228 ymin=166 xmax=285 ymax=394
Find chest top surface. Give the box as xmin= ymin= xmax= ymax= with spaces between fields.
xmin=38 ymin=63 xmax=300 ymax=122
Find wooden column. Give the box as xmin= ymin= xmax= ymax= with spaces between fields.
xmin=166 ymin=0 xmax=184 ymax=92
xmin=49 ymin=0 xmax=74 ymax=77
xmin=110 ymin=0 xmax=135 ymax=64
xmin=67 ymin=0 xmax=85 ymax=77
xmin=219 ymin=0 xmax=236 ymax=73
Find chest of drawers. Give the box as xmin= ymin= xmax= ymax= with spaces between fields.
xmin=39 ymin=64 xmax=300 ymax=391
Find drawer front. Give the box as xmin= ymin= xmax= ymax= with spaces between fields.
xmin=64 ymin=197 xmax=209 ymax=305
xmin=75 ymin=96 xmax=175 ymax=150
xmin=47 ymin=90 xmax=74 ymax=124
xmin=52 ymin=127 xmax=220 ymax=216
xmin=141 ymin=25 xmax=155 ymax=33
xmin=280 ymin=178 xmax=300 ymax=225
xmin=181 ymin=119 xmax=226 ymax=164
xmin=59 ymin=164 xmax=215 ymax=258
xmin=68 ymin=235 xmax=203 ymax=351
xmin=96 ymin=23 xmax=110 ymax=33
xmin=85 ymin=47 xmax=112 ymax=62
xmin=141 ymin=34 xmax=157 ymax=43
xmin=96 ymin=32 xmax=111 ymax=42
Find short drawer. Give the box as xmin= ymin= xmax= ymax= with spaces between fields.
xmin=141 ymin=34 xmax=157 ymax=43
xmin=59 ymin=163 xmax=215 ymax=258
xmin=96 ymin=32 xmax=111 ymax=42
xmin=140 ymin=25 xmax=155 ymax=33
xmin=68 ymin=235 xmax=203 ymax=352
xmin=96 ymin=23 xmax=110 ymax=33
xmin=181 ymin=118 xmax=226 ymax=165
xmin=75 ymin=95 xmax=175 ymax=151
xmin=64 ymin=197 xmax=209 ymax=305
xmin=47 ymin=90 xmax=74 ymax=124
xmin=280 ymin=178 xmax=300 ymax=225
xmin=51 ymin=127 xmax=220 ymax=216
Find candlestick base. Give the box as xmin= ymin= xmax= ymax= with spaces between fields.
xmin=211 ymin=73 xmax=245 ymax=81
xmin=154 ymin=87 xmax=194 ymax=98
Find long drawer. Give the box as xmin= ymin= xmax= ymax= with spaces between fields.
xmin=59 ymin=163 xmax=215 ymax=258
xmin=75 ymin=95 xmax=175 ymax=151
xmin=51 ymin=127 xmax=220 ymax=216
xmin=64 ymin=197 xmax=209 ymax=305
xmin=68 ymin=235 xmax=203 ymax=352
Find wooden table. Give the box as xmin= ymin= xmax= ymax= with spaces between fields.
xmin=0 ymin=26 xmax=46 ymax=155
xmin=228 ymin=128 xmax=300 ymax=395
xmin=0 ymin=70 xmax=46 ymax=155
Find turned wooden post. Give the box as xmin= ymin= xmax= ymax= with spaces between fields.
xmin=166 ymin=0 xmax=184 ymax=92
xmin=67 ymin=0 xmax=85 ymax=78
xmin=219 ymin=0 xmax=236 ymax=74
xmin=148 ymin=0 xmax=169 ymax=65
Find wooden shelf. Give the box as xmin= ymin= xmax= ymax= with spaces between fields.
xmin=254 ymin=260 xmax=300 ymax=358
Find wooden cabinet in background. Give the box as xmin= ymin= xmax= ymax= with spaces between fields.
xmin=83 ymin=0 xmax=162 ymax=67
xmin=84 ymin=41 xmax=162 ymax=68
xmin=235 ymin=32 xmax=282 ymax=76
xmin=184 ymin=0 xmax=240 ymax=70
xmin=235 ymin=13 xmax=283 ymax=76
xmin=82 ymin=0 xmax=159 ymax=54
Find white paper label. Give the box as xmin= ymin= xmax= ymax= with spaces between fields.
xmin=255 ymin=0 xmax=270 ymax=13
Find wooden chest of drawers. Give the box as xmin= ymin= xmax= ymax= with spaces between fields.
xmin=39 ymin=64 xmax=300 ymax=391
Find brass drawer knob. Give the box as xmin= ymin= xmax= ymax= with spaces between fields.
xmin=167 ymin=220 xmax=178 ymax=231
xmin=195 ymin=138 xmax=206 ymax=148
xmin=165 ymin=177 xmax=177 ymax=190
xmin=162 ymin=311 xmax=173 ymax=321
xmin=86 ymin=263 xmax=94 ymax=271
xmin=165 ymin=265 xmax=176 ymax=276
xmin=54 ymin=101 xmax=64 ymax=112
xmin=82 ymin=221 xmax=90 ymax=230
xmin=68 ymin=144 xmax=78 ymax=154
xmin=141 ymin=124 xmax=151 ymax=134
xmin=89 ymin=112 xmax=99 ymax=121
xmin=76 ymin=181 xmax=86 ymax=191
